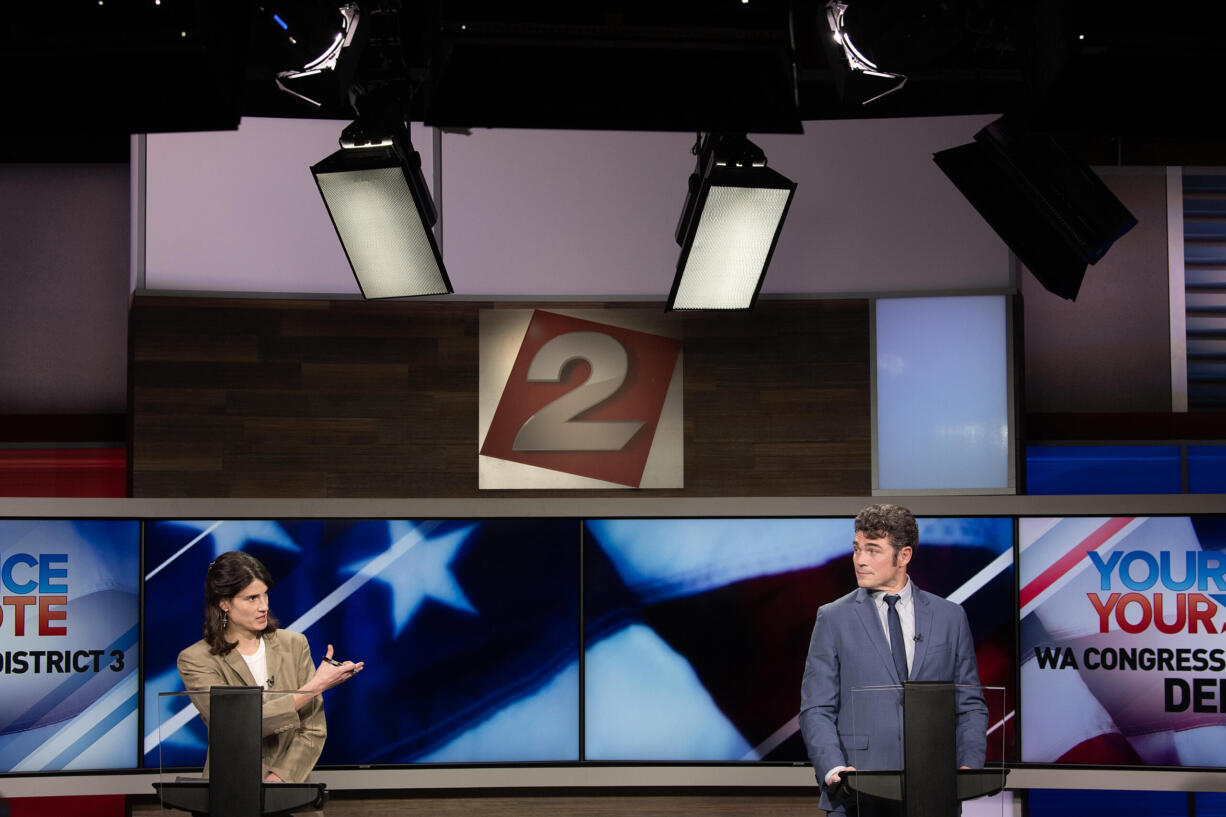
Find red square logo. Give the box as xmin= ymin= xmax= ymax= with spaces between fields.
xmin=480 ymin=310 xmax=682 ymax=488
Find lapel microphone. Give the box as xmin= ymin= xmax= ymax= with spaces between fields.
xmin=914 ymin=634 xmax=923 ymax=642
xmin=266 ymin=675 xmax=275 ymax=689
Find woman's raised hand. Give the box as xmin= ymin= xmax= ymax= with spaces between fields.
xmin=311 ymin=644 xmax=364 ymax=692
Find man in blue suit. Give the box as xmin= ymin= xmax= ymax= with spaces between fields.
xmin=800 ymin=504 xmax=987 ymax=814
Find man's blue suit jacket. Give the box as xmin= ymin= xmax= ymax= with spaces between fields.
xmin=799 ymin=584 xmax=988 ymax=812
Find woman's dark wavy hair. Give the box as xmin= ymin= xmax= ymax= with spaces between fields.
xmin=855 ymin=503 xmax=919 ymax=556
xmin=203 ymin=551 xmax=279 ymax=655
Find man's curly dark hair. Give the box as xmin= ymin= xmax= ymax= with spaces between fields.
xmin=854 ymin=503 xmax=918 ymax=555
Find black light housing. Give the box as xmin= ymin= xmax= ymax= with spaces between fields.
xmin=667 ymin=133 xmax=797 ymax=311
xmin=311 ymin=117 xmax=452 ymax=299
xmin=934 ymin=117 xmax=1137 ymax=301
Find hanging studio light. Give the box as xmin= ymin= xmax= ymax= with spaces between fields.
xmin=668 ymin=133 xmax=797 ymax=311
xmin=311 ymin=119 xmax=452 ymax=299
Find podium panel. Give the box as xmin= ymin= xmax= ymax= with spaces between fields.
xmin=844 ymin=684 xmax=1006 ymax=817
xmin=155 ymin=688 xmax=325 ymax=817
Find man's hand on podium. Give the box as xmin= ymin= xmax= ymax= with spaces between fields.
xmin=826 ymin=765 xmax=856 ymax=785
xmin=825 ymin=765 xmax=856 ymax=806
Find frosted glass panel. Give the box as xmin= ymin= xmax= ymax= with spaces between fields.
xmin=875 ymin=295 xmax=1011 ymax=492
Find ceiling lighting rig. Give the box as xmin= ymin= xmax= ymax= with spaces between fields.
xmin=261 ymin=1 xmax=366 ymax=108
xmin=823 ymin=0 xmax=907 ymax=105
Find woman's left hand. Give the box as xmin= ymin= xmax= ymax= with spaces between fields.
xmin=311 ymin=644 xmax=364 ymax=692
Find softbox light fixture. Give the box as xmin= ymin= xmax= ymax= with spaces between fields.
xmin=668 ymin=133 xmax=797 ymax=311
xmin=934 ymin=118 xmax=1137 ymax=301
xmin=311 ymin=121 xmax=452 ymax=300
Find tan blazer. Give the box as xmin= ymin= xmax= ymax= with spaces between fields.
xmin=177 ymin=629 xmax=326 ymax=783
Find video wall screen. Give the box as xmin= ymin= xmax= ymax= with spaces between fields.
xmin=583 ymin=516 xmax=1016 ymax=762
xmin=0 ymin=519 xmax=140 ymax=772
xmin=1021 ymin=516 xmax=1226 ymax=766
xmin=0 ymin=512 xmax=1021 ymax=774
xmin=143 ymin=518 xmax=580 ymax=767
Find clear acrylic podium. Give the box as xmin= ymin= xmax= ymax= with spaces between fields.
xmin=837 ymin=683 xmax=1008 ymax=817
xmin=154 ymin=687 xmax=326 ymax=817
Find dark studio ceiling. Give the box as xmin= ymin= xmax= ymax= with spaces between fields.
xmin=3 ymin=0 xmax=1224 ymax=163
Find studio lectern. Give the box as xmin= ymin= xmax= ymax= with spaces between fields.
xmin=154 ymin=687 xmax=326 ymax=817
xmin=835 ymin=682 xmax=1008 ymax=817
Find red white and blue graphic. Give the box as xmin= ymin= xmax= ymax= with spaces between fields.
xmin=0 ymin=519 xmax=139 ymax=772
xmin=1020 ymin=516 xmax=1226 ymax=766
xmin=583 ymin=516 xmax=1016 ymax=761
xmin=479 ymin=309 xmax=682 ymax=489
xmin=143 ymin=518 xmax=580 ymax=767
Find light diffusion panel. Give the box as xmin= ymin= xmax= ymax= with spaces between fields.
xmin=875 ymin=295 xmax=1012 ymax=492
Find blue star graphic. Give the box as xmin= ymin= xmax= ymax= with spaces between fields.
xmin=164 ymin=519 xmax=300 ymax=560
xmin=342 ymin=521 xmax=478 ymax=636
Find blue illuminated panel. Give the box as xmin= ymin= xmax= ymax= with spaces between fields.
xmin=1189 ymin=445 xmax=1226 ymax=494
xmin=1026 ymin=445 xmax=1182 ymax=495
xmin=1196 ymin=793 xmax=1226 ymax=817
xmin=874 ymin=295 xmax=1011 ymax=492
xmin=1029 ymin=790 xmax=1188 ymax=817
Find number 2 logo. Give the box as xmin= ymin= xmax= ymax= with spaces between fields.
xmin=480 ymin=310 xmax=682 ymax=488
xmin=512 ymin=332 xmax=644 ymax=452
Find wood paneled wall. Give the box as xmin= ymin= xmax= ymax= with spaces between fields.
xmin=130 ymin=297 xmax=870 ymax=497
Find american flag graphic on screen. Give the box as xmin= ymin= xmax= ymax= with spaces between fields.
xmin=144 ymin=518 xmax=580 ymax=766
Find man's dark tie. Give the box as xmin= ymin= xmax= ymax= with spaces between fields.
xmin=885 ymin=594 xmax=908 ymax=682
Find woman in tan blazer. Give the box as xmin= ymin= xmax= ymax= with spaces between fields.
xmin=177 ymin=551 xmax=363 ymax=783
